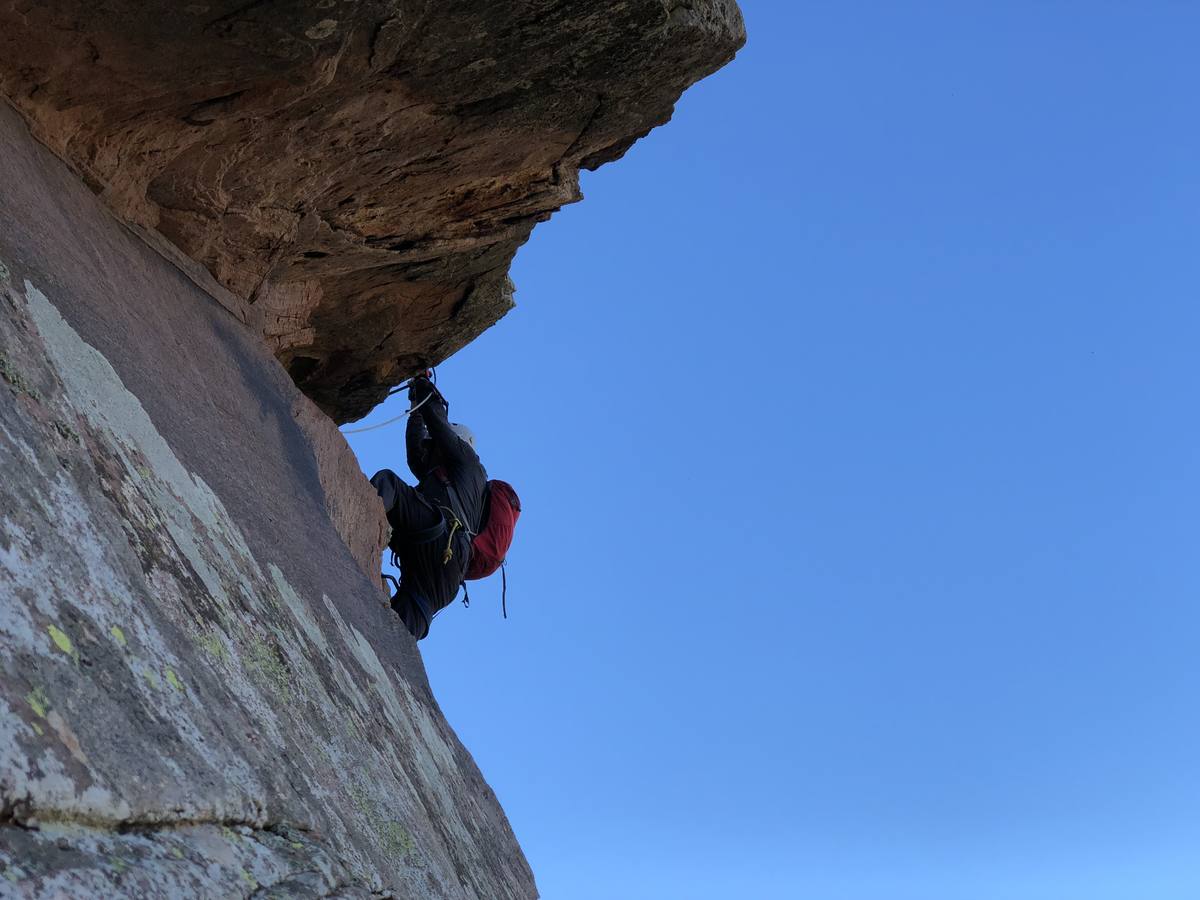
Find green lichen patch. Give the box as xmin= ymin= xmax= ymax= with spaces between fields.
xmin=197 ymin=629 xmax=230 ymax=664
xmin=26 ymin=686 xmax=49 ymax=718
xmin=349 ymin=782 xmax=368 ymax=813
xmin=164 ymin=668 xmax=186 ymax=693
xmin=380 ymin=820 xmax=416 ymax=859
xmin=244 ymin=635 xmax=293 ymax=703
xmin=0 ymin=353 xmax=40 ymax=400
xmin=109 ymin=625 xmax=128 ymax=648
xmin=46 ymin=624 xmax=74 ymax=657
xmin=143 ymin=669 xmax=161 ymax=690
xmin=54 ymin=419 xmax=81 ymax=443
xmin=349 ymin=782 xmax=418 ymax=863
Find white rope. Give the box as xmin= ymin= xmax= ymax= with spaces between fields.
xmin=340 ymin=393 xmax=432 ymax=435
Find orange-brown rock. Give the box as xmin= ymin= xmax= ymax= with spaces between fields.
xmin=0 ymin=1 xmax=745 ymax=421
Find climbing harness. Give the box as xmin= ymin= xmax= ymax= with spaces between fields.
xmin=387 ymin=515 xmax=447 ymax=571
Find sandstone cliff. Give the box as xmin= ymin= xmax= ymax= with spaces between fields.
xmin=0 ymin=0 xmax=744 ymax=422
xmin=0 ymin=3 xmax=743 ymax=896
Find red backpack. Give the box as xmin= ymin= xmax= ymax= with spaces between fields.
xmin=466 ymin=480 xmax=520 ymax=581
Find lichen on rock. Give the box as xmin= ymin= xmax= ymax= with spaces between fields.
xmin=0 ymin=103 xmax=536 ymax=897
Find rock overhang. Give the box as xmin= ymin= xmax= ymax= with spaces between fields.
xmin=0 ymin=0 xmax=746 ymax=422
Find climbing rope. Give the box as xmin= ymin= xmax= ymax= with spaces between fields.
xmin=343 ymin=369 xmax=445 ymax=435
xmin=340 ymin=392 xmax=431 ymax=435
xmin=440 ymin=510 xmax=462 ymax=565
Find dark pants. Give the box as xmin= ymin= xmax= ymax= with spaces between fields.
xmin=370 ymin=469 xmax=447 ymax=640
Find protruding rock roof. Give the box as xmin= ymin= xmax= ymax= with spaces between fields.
xmin=0 ymin=1 xmax=745 ymax=421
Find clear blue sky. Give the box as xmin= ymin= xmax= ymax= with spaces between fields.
xmin=344 ymin=4 xmax=1200 ymax=898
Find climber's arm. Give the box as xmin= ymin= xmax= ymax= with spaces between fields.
xmin=409 ymin=377 xmax=477 ymax=469
xmin=405 ymin=410 xmax=428 ymax=479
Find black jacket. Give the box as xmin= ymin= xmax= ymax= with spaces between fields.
xmin=405 ymin=381 xmax=488 ymax=558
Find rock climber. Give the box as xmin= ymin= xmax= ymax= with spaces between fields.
xmin=369 ymin=374 xmax=489 ymax=640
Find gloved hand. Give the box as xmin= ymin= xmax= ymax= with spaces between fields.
xmin=408 ymin=374 xmax=434 ymax=406
xmin=408 ymin=373 xmax=447 ymax=412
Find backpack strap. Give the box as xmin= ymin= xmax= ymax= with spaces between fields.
xmin=444 ymin=480 xmax=478 ymax=539
xmin=443 ymin=480 xmax=509 ymax=620
xmin=440 ymin=480 xmax=476 ymax=570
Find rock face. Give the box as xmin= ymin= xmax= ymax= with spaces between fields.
xmin=0 ymin=103 xmax=535 ymax=897
xmin=0 ymin=3 xmax=743 ymax=895
xmin=0 ymin=0 xmax=745 ymax=421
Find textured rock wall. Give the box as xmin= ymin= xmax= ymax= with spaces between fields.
xmin=0 ymin=2 xmax=745 ymax=895
xmin=0 ymin=103 xmax=536 ymax=898
xmin=0 ymin=0 xmax=746 ymax=421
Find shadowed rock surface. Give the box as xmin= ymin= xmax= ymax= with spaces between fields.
xmin=0 ymin=103 xmax=535 ymax=898
xmin=0 ymin=0 xmax=745 ymax=421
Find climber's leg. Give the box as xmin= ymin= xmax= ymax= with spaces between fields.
xmin=391 ymin=586 xmax=432 ymax=640
xmin=370 ymin=468 xmax=407 ymax=514
xmin=370 ymin=469 xmax=442 ymax=537
xmin=371 ymin=469 xmax=445 ymax=640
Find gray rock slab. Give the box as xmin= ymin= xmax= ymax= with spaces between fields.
xmin=0 ymin=102 xmax=535 ymax=899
